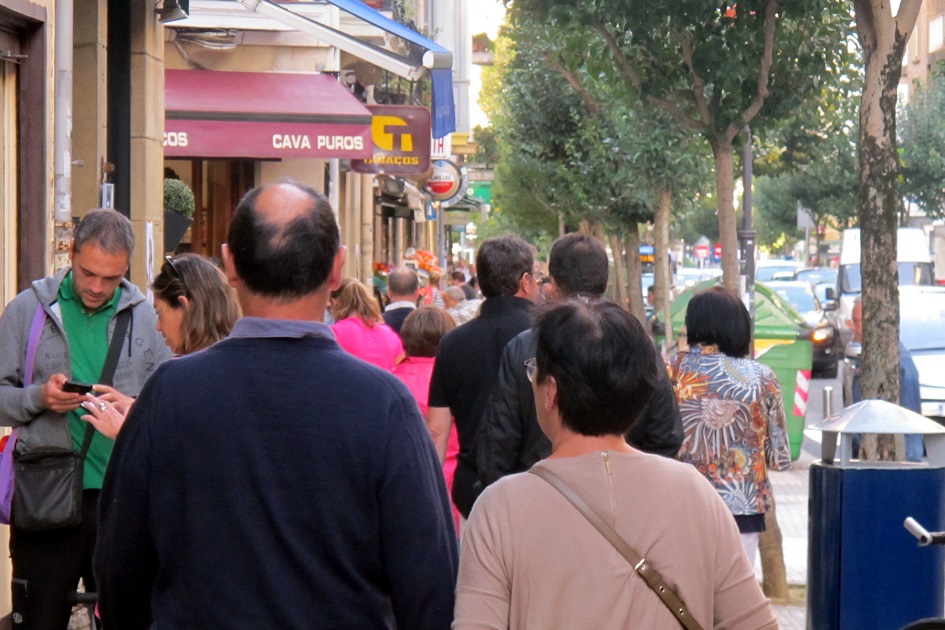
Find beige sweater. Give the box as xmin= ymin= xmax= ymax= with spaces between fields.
xmin=454 ymin=450 xmax=777 ymax=630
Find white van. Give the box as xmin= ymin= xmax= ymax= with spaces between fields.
xmin=835 ymin=227 xmax=934 ymax=345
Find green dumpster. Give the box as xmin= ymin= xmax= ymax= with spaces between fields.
xmin=656 ymin=281 xmax=814 ymax=460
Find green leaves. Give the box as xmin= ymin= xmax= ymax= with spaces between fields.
xmin=899 ymin=70 xmax=945 ymax=220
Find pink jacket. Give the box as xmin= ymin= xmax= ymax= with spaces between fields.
xmin=331 ymin=317 xmax=404 ymax=370
xmin=391 ymin=356 xmax=461 ymax=530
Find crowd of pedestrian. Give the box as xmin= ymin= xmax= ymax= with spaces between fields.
xmin=0 ymin=179 xmax=784 ymax=629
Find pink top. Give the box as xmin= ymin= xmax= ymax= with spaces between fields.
xmin=331 ymin=317 xmax=404 ymax=370
xmin=391 ymin=356 xmax=461 ymax=530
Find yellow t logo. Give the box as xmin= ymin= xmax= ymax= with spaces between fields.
xmin=372 ymin=116 xmax=413 ymax=152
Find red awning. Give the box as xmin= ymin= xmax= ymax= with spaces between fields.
xmin=164 ymin=70 xmax=373 ymax=160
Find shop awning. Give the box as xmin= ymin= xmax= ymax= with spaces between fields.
xmin=164 ymin=69 xmax=373 ymax=159
xmin=236 ymin=0 xmax=455 ymax=139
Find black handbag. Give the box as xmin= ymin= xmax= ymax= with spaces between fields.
xmin=12 ymin=309 xmax=130 ymax=532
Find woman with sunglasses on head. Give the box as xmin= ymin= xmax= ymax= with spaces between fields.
xmin=453 ymin=299 xmax=777 ymax=629
xmin=80 ymin=254 xmax=241 ymax=438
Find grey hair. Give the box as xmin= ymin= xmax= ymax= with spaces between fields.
xmin=444 ymin=286 xmax=466 ymax=302
xmin=73 ymin=209 xmax=135 ymax=256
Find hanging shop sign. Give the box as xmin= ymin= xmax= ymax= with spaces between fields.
xmin=424 ymin=160 xmax=467 ymax=207
xmin=350 ymin=105 xmax=432 ymax=175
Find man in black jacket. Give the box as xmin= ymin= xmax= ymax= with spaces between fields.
xmin=427 ymin=235 xmax=539 ymax=519
xmin=477 ymin=233 xmax=684 ymax=492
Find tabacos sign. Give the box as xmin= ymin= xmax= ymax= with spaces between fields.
xmin=351 ymin=106 xmax=431 ymax=175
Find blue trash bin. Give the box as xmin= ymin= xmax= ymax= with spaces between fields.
xmin=808 ymin=464 xmax=945 ymax=629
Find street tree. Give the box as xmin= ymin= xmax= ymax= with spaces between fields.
xmin=853 ymin=0 xmax=922 ymax=461
xmin=505 ymin=0 xmax=852 ymax=293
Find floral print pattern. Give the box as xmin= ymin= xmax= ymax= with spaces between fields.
xmin=673 ymin=347 xmax=792 ymax=516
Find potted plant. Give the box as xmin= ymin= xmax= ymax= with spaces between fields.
xmin=164 ymin=178 xmax=194 ymax=252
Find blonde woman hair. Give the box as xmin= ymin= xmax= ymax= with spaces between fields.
xmin=330 ymin=280 xmax=382 ymax=326
xmin=152 ymin=253 xmax=241 ymax=355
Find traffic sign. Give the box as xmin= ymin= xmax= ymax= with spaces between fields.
xmin=695 ymin=244 xmax=709 ymax=259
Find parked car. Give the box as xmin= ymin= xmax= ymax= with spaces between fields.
xmin=766 ymin=280 xmax=840 ymax=378
xmin=899 ymin=286 xmax=945 ymax=420
xmin=674 ymin=267 xmax=722 ymax=294
xmin=795 ymin=266 xmax=838 ymax=289
xmin=756 ymin=260 xmax=805 ymax=282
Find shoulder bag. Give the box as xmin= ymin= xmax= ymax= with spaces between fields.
xmin=12 ymin=308 xmax=130 ymax=532
xmin=529 ymin=466 xmax=704 ymax=630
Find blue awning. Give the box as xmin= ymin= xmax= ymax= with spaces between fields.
xmin=323 ymin=0 xmax=455 ymax=139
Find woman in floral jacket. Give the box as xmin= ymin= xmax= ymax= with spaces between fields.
xmin=673 ymin=286 xmax=792 ymax=565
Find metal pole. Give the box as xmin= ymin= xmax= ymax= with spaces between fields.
xmin=437 ymin=201 xmax=446 ymax=269
xmin=54 ymin=0 xmax=74 ymax=223
xmin=738 ymin=125 xmax=757 ymax=354
xmin=823 ymin=385 xmax=834 ymax=419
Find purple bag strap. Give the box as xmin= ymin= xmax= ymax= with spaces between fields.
xmin=24 ymin=302 xmax=47 ymax=389
xmin=0 ymin=304 xmax=46 ymax=522
xmin=4 ymin=305 xmax=45 ymax=452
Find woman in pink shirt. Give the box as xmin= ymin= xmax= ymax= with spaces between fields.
xmin=390 ymin=307 xmax=461 ymax=528
xmin=330 ymin=280 xmax=403 ymax=370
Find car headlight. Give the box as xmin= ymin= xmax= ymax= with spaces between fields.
xmin=812 ymin=325 xmax=834 ymax=343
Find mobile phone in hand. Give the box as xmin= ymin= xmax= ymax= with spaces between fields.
xmin=62 ymin=380 xmax=94 ymax=395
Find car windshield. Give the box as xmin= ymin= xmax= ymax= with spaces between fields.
xmin=840 ymin=262 xmax=934 ymax=293
xmin=813 ymin=283 xmax=832 ymax=303
xmin=756 ymin=265 xmax=800 ymax=282
xmin=796 ymin=268 xmax=837 ymax=287
xmin=771 ymin=285 xmax=818 ymax=313
xmin=900 ymin=293 xmax=945 ymax=351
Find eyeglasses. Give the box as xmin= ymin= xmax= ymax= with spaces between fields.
xmin=525 ymin=358 xmax=537 ymax=383
xmin=531 ymin=270 xmax=545 ymax=283
xmin=162 ymin=255 xmax=189 ymax=296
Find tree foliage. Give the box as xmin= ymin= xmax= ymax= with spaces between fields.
xmin=899 ymin=69 xmax=945 ymax=221
xmin=503 ymin=0 xmax=854 ymax=291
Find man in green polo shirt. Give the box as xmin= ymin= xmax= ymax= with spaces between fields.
xmin=0 ymin=209 xmax=172 ymax=628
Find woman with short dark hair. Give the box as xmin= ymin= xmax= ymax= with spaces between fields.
xmin=675 ymin=286 xmax=792 ymax=565
xmin=454 ymin=299 xmax=777 ymax=629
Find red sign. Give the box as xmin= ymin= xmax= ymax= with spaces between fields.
xmin=424 ymin=160 xmax=464 ymax=202
xmin=714 ymin=243 xmax=722 ymax=257
xmin=350 ymin=105 xmax=432 ymax=175
xmin=694 ymin=244 xmax=709 ymax=259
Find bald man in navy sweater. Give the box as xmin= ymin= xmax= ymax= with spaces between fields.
xmin=96 ymin=181 xmax=458 ymax=628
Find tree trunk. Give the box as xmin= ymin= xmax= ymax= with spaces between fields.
xmin=655 ymin=189 xmax=674 ymax=347
xmin=713 ymin=140 xmax=740 ymax=293
xmin=609 ymin=234 xmax=629 ymax=312
xmin=853 ymin=0 xmax=921 ymax=460
xmin=759 ymin=495 xmax=790 ymax=600
xmin=625 ymin=232 xmax=646 ymax=326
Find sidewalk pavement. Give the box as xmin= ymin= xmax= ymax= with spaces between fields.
xmin=763 ymin=432 xmax=819 ymax=629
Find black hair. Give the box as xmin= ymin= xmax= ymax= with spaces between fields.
xmin=685 ymin=286 xmax=751 ymax=357
xmin=476 ymin=235 xmax=534 ymax=298
xmin=534 ymin=299 xmax=658 ymax=436
xmin=227 ymin=180 xmax=339 ymax=301
xmin=548 ymin=233 xmax=609 ymax=297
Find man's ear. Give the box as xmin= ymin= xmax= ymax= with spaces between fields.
xmin=221 ymin=244 xmax=240 ymax=288
xmin=68 ymin=240 xmax=76 ymax=262
xmin=328 ymin=246 xmax=348 ymax=291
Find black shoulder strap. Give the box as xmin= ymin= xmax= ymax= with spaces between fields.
xmin=99 ymin=308 xmax=131 ymax=388
xmin=79 ymin=308 xmax=131 ymax=457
